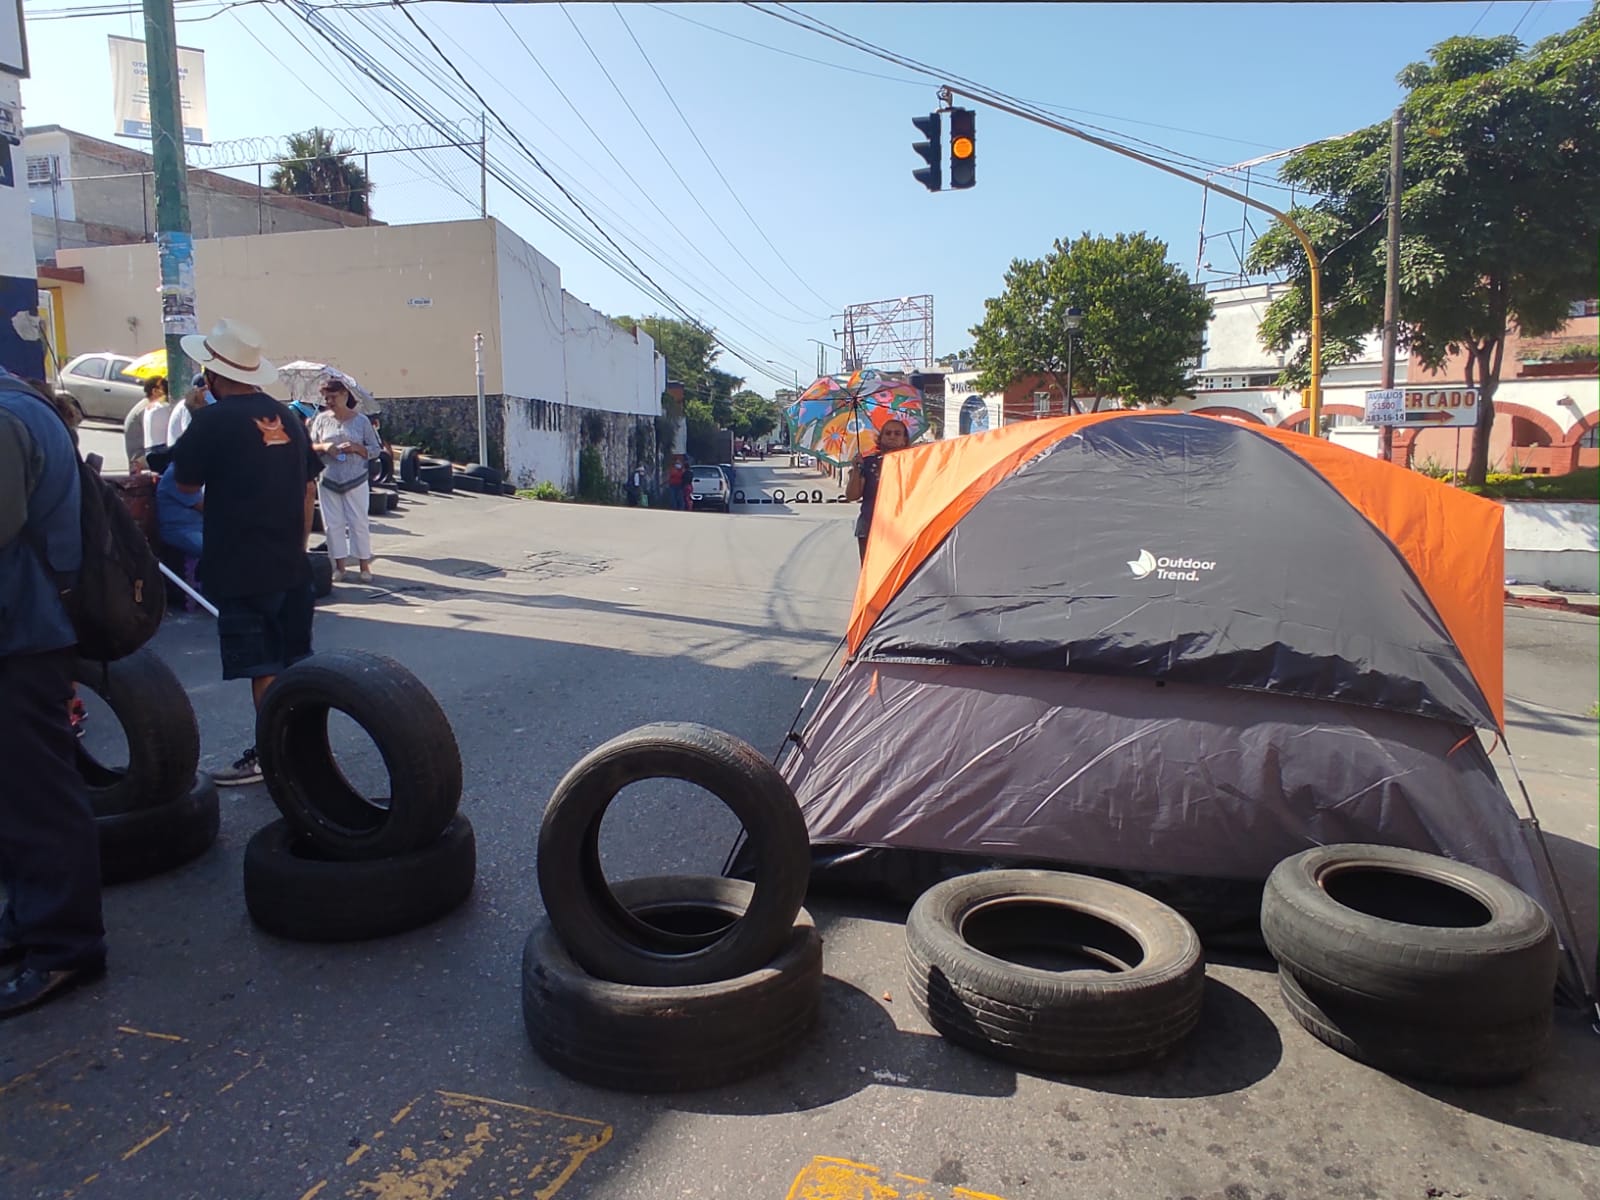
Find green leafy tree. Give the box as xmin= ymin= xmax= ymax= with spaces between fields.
xmin=684 ymin=398 xmax=718 ymax=461
xmin=730 ymin=390 xmax=780 ymax=440
xmin=1249 ymin=11 xmax=1600 ymax=484
xmin=969 ymin=232 xmax=1212 ymax=408
xmin=612 ymin=315 xmax=743 ymax=426
xmin=270 ymin=128 xmax=373 ymax=217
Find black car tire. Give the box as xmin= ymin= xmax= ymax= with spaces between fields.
xmin=451 ymin=473 xmax=487 ymax=495
xmin=244 ymin=816 xmax=475 ymax=942
xmin=522 ymin=876 xmax=822 ymax=1092
xmin=905 ymin=870 xmax=1206 ymax=1072
xmin=537 ymin=723 xmax=810 ymax=987
xmin=367 ymin=489 xmax=390 ymax=516
xmin=394 ymin=446 xmax=421 ymax=485
xmin=386 ymin=491 xmax=400 ymax=512
xmin=461 ymin=463 xmax=503 ymax=487
xmin=307 ymin=551 xmax=334 ymax=599
xmin=417 ymin=463 xmax=453 ymax=494
xmin=1278 ymin=967 xmax=1549 ymax=1085
xmin=256 ymin=650 xmax=463 ymax=860
xmin=99 ymin=772 xmax=220 ymax=885
xmin=75 ymin=650 xmax=200 ymax=818
xmin=1261 ymin=844 xmax=1558 ymax=1026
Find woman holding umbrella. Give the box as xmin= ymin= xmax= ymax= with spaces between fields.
xmin=846 ymin=418 xmax=911 ymax=562
xmin=308 ymin=376 xmax=383 ymax=583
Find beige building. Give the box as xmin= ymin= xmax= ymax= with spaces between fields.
xmin=52 ymin=217 xmax=665 ymax=490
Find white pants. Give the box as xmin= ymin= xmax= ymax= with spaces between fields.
xmin=319 ymin=480 xmax=372 ymax=563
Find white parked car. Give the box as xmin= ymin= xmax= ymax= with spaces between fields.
xmin=689 ymin=464 xmax=731 ymax=512
xmin=57 ymin=352 xmax=146 ymax=421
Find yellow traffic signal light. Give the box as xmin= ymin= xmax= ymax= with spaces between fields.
xmin=949 ymin=108 xmax=976 ymax=189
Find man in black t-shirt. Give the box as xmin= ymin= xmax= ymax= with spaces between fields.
xmin=171 ymin=320 xmax=322 ymax=786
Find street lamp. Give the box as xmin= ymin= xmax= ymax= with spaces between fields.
xmin=1062 ymin=306 xmax=1083 ymax=415
xmin=766 ymin=360 xmax=800 ymax=394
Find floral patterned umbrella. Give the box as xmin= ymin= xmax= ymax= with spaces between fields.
xmin=783 ymin=369 xmax=927 ymax=466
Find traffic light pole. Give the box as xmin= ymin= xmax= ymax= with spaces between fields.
xmin=143 ymin=0 xmax=196 ymax=390
xmin=938 ymin=85 xmax=1326 ymax=436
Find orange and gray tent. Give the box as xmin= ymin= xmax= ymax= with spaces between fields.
xmin=780 ymin=410 xmax=1546 ymax=900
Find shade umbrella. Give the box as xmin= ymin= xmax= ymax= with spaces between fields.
xmin=277 ymin=360 xmax=378 ymax=410
xmin=782 ymin=369 xmax=927 ymax=466
xmin=124 ymin=348 xmax=169 ymax=380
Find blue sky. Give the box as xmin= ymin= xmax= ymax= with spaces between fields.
xmin=19 ymin=1 xmax=1588 ymax=395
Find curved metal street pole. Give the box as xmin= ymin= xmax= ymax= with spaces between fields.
xmin=940 ymin=86 xmax=1324 ymax=435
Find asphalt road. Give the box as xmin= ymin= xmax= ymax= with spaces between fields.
xmin=3 ymin=462 xmax=1597 ymax=1200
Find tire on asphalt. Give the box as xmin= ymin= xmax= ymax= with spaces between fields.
xmin=905 ymin=869 xmax=1206 ymax=1072
xmin=536 ymin=722 xmax=811 ymax=987
xmin=99 ymin=772 xmax=220 ymax=885
xmin=451 ymin=472 xmax=487 ymax=495
xmin=522 ymin=875 xmax=822 ymax=1091
xmin=1277 ymin=967 xmax=1550 ymax=1085
xmin=367 ymin=489 xmax=390 ymax=517
xmin=386 ymin=491 xmax=400 ymax=512
xmin=307 ymin=551 xmax=334 ymax=600
xmin=394 ymin=446 xmax=421 ymax=485
xmin=75 ymin=649 xmax=200 ymax=818
xmin=1260 ymin=844 xmax=1558 ymax=1026
xmin=417 ymin=463 xmax=453 ymax=494
xmin=256 ymin=650 xmax=464 ymax=860
xmin=244 ymin=816 xmax=476 ymax=941
xmin=461 ymin=463 xmax=504 ymax=487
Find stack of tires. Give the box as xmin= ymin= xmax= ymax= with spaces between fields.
xmin=242 ymin=651 xmax=475 ymax=941
xmin=903 ymin=870 xmax=1206 ymax=1072
xmin=1262 ymin=844 xmax=1558 ymax=1085
xmin=523 ymin=724 xmax=820 ymax=1091
xmin=75 ymin=649 xmax=220 ymax=884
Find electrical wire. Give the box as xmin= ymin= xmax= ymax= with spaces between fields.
xmin=612 ymin=3 xmax=839 ymax=315
xmin=749 ymin=2 xmax=1323 ymax=200
xmin=1469 ymin=2 xmax=1498 ymax=35
xmin=558 ymin=4 xmax=828 ymax=325
xmin=377 ymin=4 xmax=797 ymax=383
xmin=478 ymin=4 xmax=820 ymax=331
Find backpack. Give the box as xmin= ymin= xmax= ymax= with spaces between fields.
xmin=25 ymin=390 xmax=166 ymax=661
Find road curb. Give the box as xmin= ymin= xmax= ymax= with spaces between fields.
xmin=1504 ymin=591 xmax=1600 ymax=617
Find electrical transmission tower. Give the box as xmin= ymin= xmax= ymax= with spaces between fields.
xmin=839 ymin=296 xmax=934 ymax=373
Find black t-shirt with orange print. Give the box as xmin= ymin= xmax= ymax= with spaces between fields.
xmin=172 ymin=391 xmax=323 ymax=599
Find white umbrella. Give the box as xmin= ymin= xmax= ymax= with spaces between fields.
xmin=277 ymin=360 xmax=378 ymax=410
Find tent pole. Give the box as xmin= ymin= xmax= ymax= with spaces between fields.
xmin=1499 ymin=737 xmax=1599 ymax=1029
xmin=721 ymin=631 xmax=849 ymax=878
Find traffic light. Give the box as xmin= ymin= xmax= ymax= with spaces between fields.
xmin=949 ymin=107 xmax=976 ymax=189
xmin=912 ymin=111 xmax=942 ymax=192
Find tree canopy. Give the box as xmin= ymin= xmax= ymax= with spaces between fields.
xmin=1248 ymin=8 xmax=1600 ymax=482
xmin=270 ymin=128 xmax=373 ymax=217
xmin=730 ymin=390 xmax=780 ymax=440
xmin=969 ymin=232 xmax=1212 ymax=407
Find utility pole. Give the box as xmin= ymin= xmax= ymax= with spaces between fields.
xmin=143 ymin=0 xmax=195 ymax=387
xmin=474 ymin=331 xmax=487 ymax=466
xmin=479 ymin=113 xmax=488 ymax=219
xmin=1379 ymin=108 xmax=1405 ymax=464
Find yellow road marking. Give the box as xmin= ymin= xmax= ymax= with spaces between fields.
xmin=217 ymin=1055 xmax=267 ymax=1095
xmin=0 ymin=1049 xmax=77 ymax=1095
xmin=298 ymin=1182 xmax=328 ymax=1200
xmin=115 ymin=1026 xmax=187 ymax=1043
xmin=434 ymin=1090 xmax=610 ymax=1127
xmin=785 ymin=1157 xmax=1007 ymax=1200
xmin=390 ymin=1098 xmax=420 ymax=1126
xmin=119 ymin=1124 xmax=171 ymax=1161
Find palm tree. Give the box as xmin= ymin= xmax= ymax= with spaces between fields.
xmin=269 ymin=128 xmax=373 ymax=217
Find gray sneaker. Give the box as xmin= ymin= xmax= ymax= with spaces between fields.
xmin=215 ymin=746 xmax=263 ymax=787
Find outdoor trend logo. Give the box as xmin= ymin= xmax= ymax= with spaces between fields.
xmin=1129 ymin=549 xmax=1218 ymax=582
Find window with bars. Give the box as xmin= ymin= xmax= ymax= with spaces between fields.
xmin=1032 ymin=390 xmax=1051 ymax=415
xmin=25 ymin=155 xmax=58 ymax=185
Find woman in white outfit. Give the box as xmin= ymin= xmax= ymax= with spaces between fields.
xmin=308 ymin=378 xmax=383 ymax=583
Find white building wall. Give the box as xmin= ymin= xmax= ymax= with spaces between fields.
xmin=23 ymin=128 xmax=73 ymax=221
xmin=493 ymin=222 xmax=565 ymax=403
xmin=562 ymin=293 xmax=660 ymax=416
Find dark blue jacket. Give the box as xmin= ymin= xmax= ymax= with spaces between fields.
xmin=0 ymin=385 xmax=81 ymax=656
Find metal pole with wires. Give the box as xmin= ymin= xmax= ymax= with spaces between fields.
xmin=474 ymin=330 xmax=487 ymax=467
xmin=1379 ymin=107 xmax=1405 ymax=464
